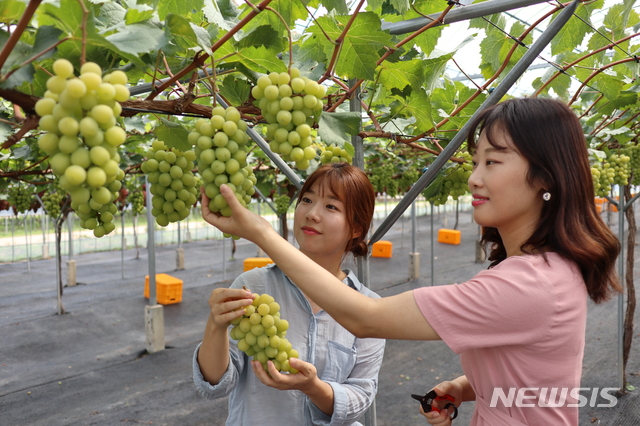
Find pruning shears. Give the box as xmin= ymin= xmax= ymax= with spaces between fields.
xmin=411 ymin=390 xmax=458 ymax=420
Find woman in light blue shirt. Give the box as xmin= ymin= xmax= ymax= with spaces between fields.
xmin=193 ymin=163 xmax=385 ymax=425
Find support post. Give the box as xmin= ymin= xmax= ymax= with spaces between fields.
xmin=409 ymin=199 xmax=420 ymax=279
xmin=145 ymin=176 xmax=164 ymax=353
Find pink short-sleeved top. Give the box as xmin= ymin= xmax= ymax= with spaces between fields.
xmin=413 ymin=252 xmax=587 ymax=426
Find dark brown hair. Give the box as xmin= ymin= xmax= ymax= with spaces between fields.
xmin=296 ymin=162 xmax=375 ymax=257
xmin=467 ymin=97 xmax=621 ymax=303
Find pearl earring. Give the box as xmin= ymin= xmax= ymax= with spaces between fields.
xmin=542 ymin=192 xmax=551 ymax=201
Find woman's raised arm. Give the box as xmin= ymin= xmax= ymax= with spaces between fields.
xmin=202 ymin=185 xmax=440 ymax=341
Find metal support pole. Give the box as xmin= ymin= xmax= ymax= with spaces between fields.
xmin=68 ymin=213 xmax=73 ymax=260
xmin=145 ymin=175 xmax=164 ymax=353
xmin=430 ymin=202 xmax=435 ymax=286
xmin=617 ymin=186 xmax=625 ymax=391
xmin=121 ymin=209 xmax=126 ymax=279
xmin=350 ymin=78 xmax=375 ymax=426
xmin=381 ymin=0 xmax=550 ymax=34
xmin=369 ymin=0 xmax=579 ymax=245
xmin=146 ymin=176 xmax=157 ymax=305
xmin=24 ymin=215 xmax=31 ymax=272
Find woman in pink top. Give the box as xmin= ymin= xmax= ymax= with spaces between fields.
xmin=200 ymin=98 xmax=621 ymax=426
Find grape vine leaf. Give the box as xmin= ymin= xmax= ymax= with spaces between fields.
xmin=125 ymin=5 xmax=156 ymax=25
xmin=593 ymin=72 xmax=624 ymax=101
xmin=96 ymin=2 xmax=127 ymax=29
xmin=202 ymin=0 xmax=236 ymax=32
xmin=0 ymin=120 xmax=11 ymax=145
xmin=318 ymin=112 xmax=362 ymax=146
xmin=219 ymin=75 xmax=251 ymax=107
xmin=38 ymin=0 xmax=147 ymax=68
xmin=106 ymin=22 xmax=168 ymax=56
xmin=0 ymin=0 xmax=26 ymax=22
xmin=12 ymin=145 xmax=31 ymax=159
xmin=241 ymin=0 xmax=308 ymax=36
xmin=422 ymin=167 xmax=445 ymax=199
xmin=378 ymin=59 xmax=424 ymax=95
xmin=154 ymin=119 xmax=192 ymax=152
xmin=309 ymin=13 xmax=393 ymax=80
xmin=308 ymin=0 xmax=349 ymax=14
xmin=157 ymin=0 xmax=204 ymax=21
xmin=237 ymin=25 xmax=285 ymax=52
xmin=165 ymin=14 xmax=212 ymax=55
xmin=550 ymin=2 xmax=599 ymax=56
xmin=235 ymin=46 xmax=288 ymax=74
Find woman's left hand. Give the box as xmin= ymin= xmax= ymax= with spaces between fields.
xmin=251 ymin=358 xmax=319 ymax=392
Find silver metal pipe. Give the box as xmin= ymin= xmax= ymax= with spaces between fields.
xmin=381 ymin=0 xmax=551 ymax=34
xmin=618 ymin=186 xmax=625 ymax=391
xmin=369 ymin=0 xmax=579 ymax=245
xmin=146 ymin=176 xmax=157 ymax=305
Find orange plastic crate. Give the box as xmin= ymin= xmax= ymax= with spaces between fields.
xmin=144 ymin=274 xmax=183 ymax=305
xmin=371 ymin=240 xmax=393 ymax=258
xmin=243 ymin=257 xmax=274 ymax=271
xmin=438 ymin=229 xmax=461 ymax=245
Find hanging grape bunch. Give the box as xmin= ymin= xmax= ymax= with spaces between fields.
xmin=623 ymin=145 xmax=640 ymax=185
xmin=591 ymin=152 xmax=630 ymax=197
xmin=273 ymin=194 xmax=291 ymax=215
xmin=189 ymin=106 xmax=257 ymax=223
xmin=128 ymin=186 xmax=145 ymax=216
xmin=369 ymin=162 xmax=398 ymax=197
xmin=319 ymin=144 xmax=352 ymax=165
xmin=424 ymin=152 xmax=473 ymax=206
xmin=7 ymin=183 xmax=33 ymax=214
xmin=398 ymin=167 xmax=421 ymax=193
xmin=35 ymin=59 xmax=128 ymax=237
xmin=230 ymin=292 xmax=300 ymax=374
xmin=42 ymin=183 xmax=67 ymax=218
xmin=251 ymin=68 xmax=325 ymax=170
xmin=141 ymin=141 xmax=198 ymax=227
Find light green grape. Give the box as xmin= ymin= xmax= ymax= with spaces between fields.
xmin=8 ymin=183 xmax=34 ymax=214
xmin=191 ymin=106 xmax=257 ymax=237
xmin=37 ymin=59 xmax=129 ymax=238
xmin=252 ymin=67 xmax=325 ymax=170
xmin=423 ymin=152 xmax=473 ymax=206
xmin=230 ymin=292 xmax=299 ymax=374
xmin=141 ymin=141 xmax=197 ymax=226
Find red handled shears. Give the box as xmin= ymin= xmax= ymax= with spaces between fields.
xmin=411 ymin=390 xmax=458 ymax=420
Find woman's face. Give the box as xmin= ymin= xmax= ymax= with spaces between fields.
xmin=293 ymin=181 xmax=357 ymax=260
xmin=468 ymin=127 xmax=545 ymax=237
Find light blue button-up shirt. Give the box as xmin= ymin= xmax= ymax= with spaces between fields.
xmin=193 ymin=264 xmax=386 ymax=425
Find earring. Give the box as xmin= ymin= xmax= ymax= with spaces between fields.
xmin=542 ymin=192 xmax=551 ymax=201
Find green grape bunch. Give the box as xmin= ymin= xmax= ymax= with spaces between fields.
xmin=251 ymin=68 xmax=324 ymax=170
xmin=36 ymin=59 xmax=129 ymax=237
xmin=591 ymin=152 xmax=630 ymax=197
xmin=623 ymin=145 xmax=640 ymax=185
xmin=273 ymin=194 xmax=290 ymax=216
xmin=319 ymin=144 xmax=352 ymax=165
xmin=42 ymin=183 xmax=67 ymax=218
xmin=398 ymin=167 xmax=421 ymax=194
xmin=128 ymin=187 xmax=145 ymax=216
xmin=369 ymin=163 xmax=398 ymax=197
xmin=425 ymin=152 xmax=473 ymax=206
xmin=189 ymin=106 xmax=257 ymax=231
xmin=230 ymin=292 xmax=300 ymax=374
xmin=8 ymin=183 xmax=34 ymax=214
xmin=141 ymin=141 xmax=198 ymax=227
